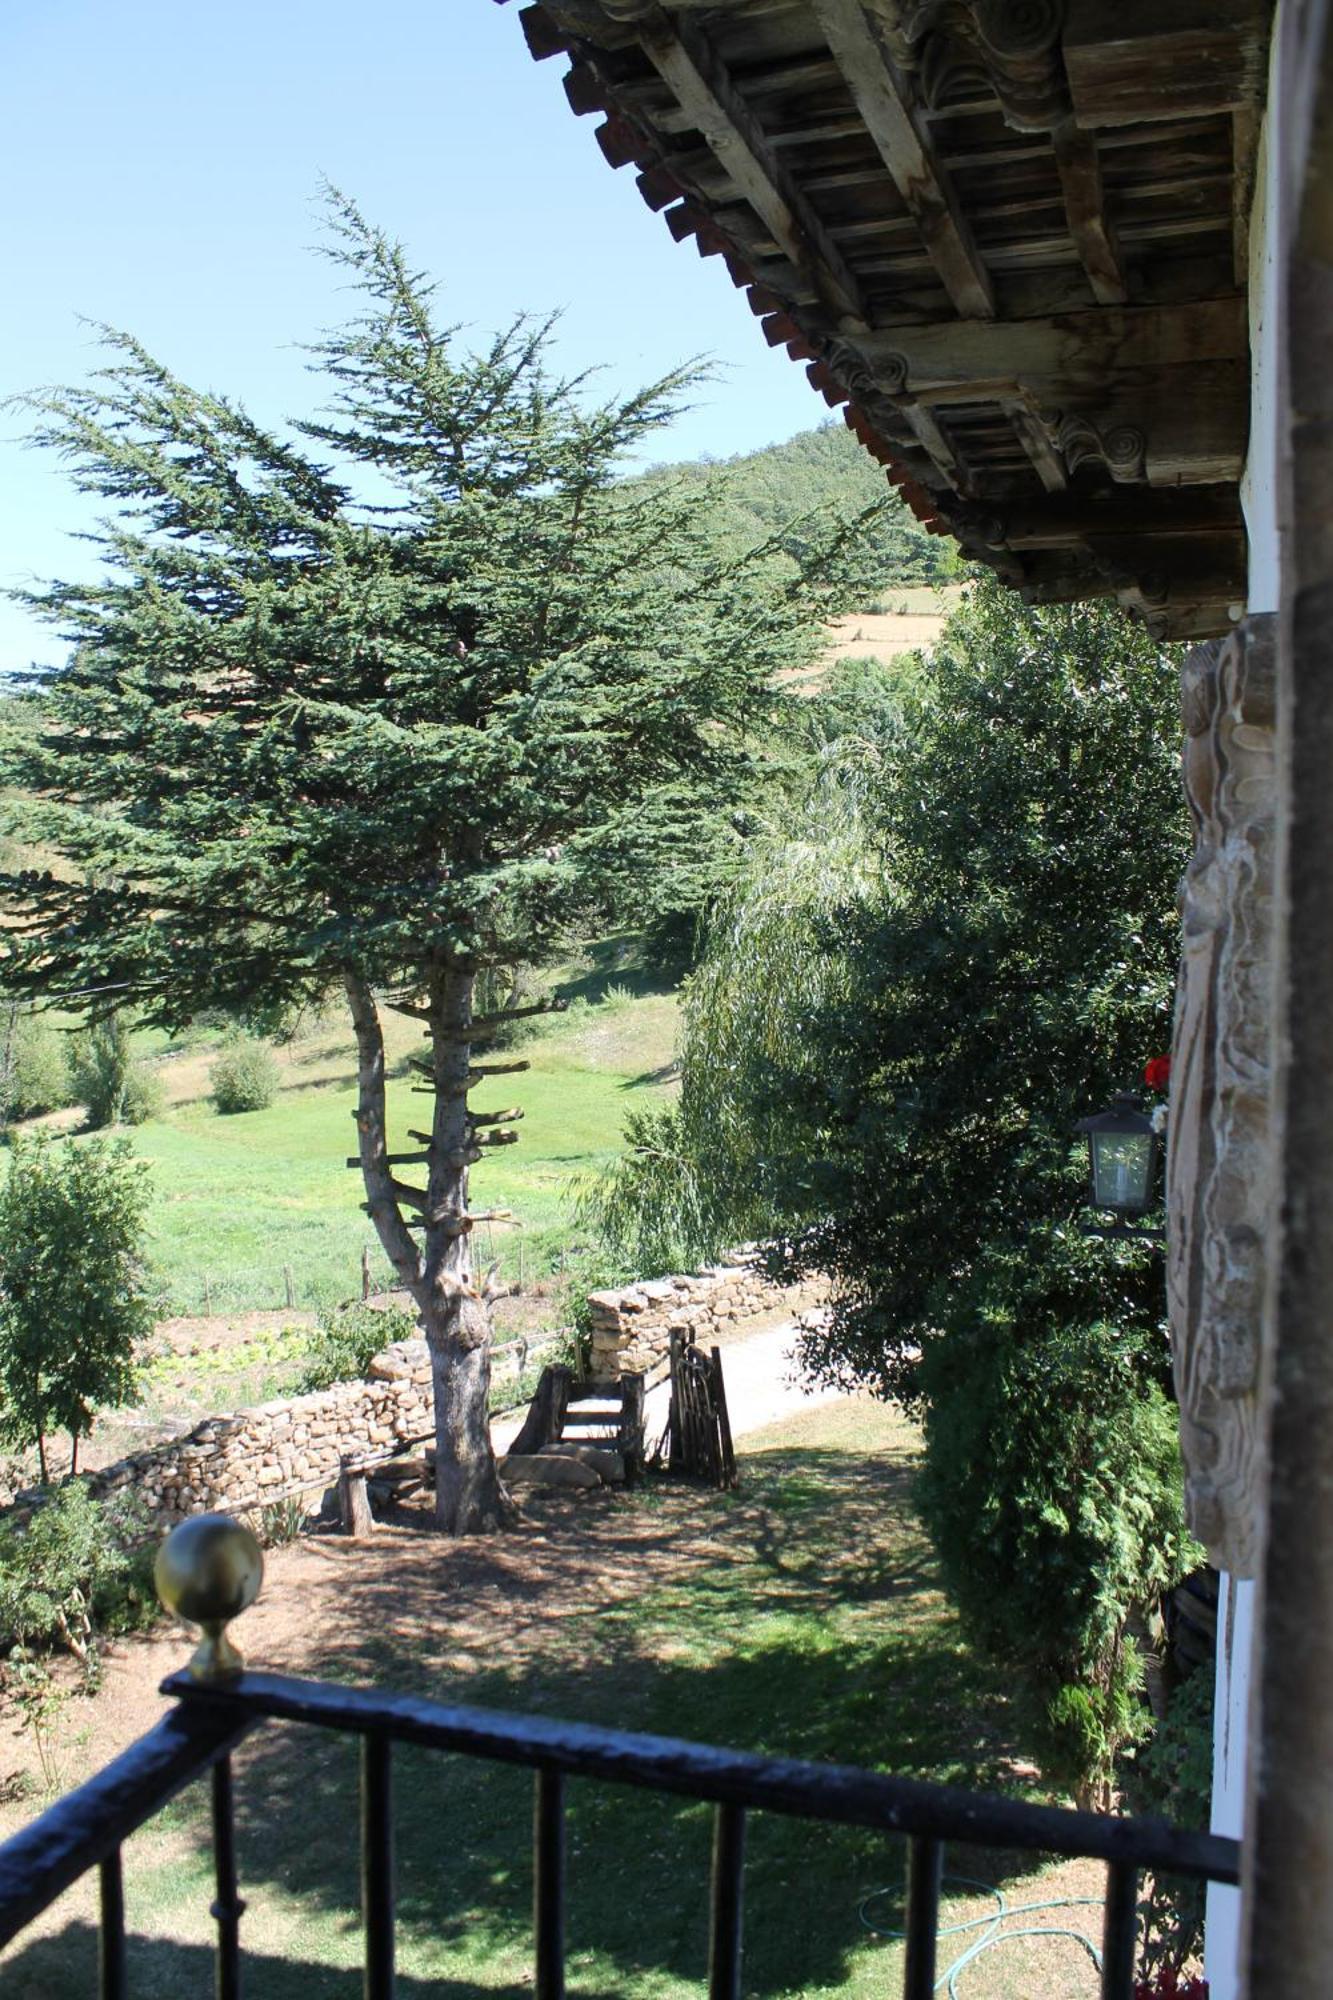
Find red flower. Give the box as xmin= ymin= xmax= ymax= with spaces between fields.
xmin=1143 ymin=1055 xmax=1172 ymax=1092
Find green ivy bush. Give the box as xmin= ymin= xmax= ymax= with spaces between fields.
xmin=210 ymin=1036 xmax=280 ymax=1114
xmin=296 ymin=1302 xmax=418 ymax=1393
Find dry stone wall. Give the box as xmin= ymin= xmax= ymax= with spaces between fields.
xmin=587 ymin=1247 xmax=794 ymax=1381
xmin=88 ymin=1338 xmax=438 ymax=1525
xmin=7 ymin=1254 xmax=804 ymax=1524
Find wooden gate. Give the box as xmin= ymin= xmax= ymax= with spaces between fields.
xmin=507 ymin=1366 xmax=646 ymax=1484
xmin=667 ymin=1333 xmax=737 ymax=1488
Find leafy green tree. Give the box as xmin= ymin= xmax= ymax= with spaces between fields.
xmin=582 ymin=773 xmax=878 ymax=1274
xmin=68 ymin=1013 xmax=163 ymax=1128
xmin=0 ymin=1000 xmax=72 ymax=1127
xmin=0 ymin=1137 xmax=154 ymax=1481
xmin=0 ymin=193 xmax=864 ymax=1531
xmin=779 ymin=582 xmax=1186 ymax=1406
xmin=632 ymin=421 xmax=954 ymax=594
xmin=588 ymin=580 xmax=1194 ymax=1787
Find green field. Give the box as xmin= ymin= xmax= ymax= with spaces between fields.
xmin=33 ymin=980 xmax=679 ymax=1318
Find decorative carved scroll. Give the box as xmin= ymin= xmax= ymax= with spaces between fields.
xmin=876 ymin=0 xmax=1070 ymax=130
xmin=1054 ymin=412 xmax=1146 ymax=484
xmin=1167 ymin=613 xmax=1277 ymax=1578
xmin=824 ymin=335 xmax=883 ymax=402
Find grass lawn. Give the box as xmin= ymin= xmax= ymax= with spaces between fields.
xmin=36 ymin=976 xmax=680 ymax=1318
xmin=0 ymin=1401 xmax=1105 ymax=1998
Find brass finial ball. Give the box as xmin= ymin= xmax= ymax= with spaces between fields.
xmin=155 ymin=1513 xmax=264 ymax=1681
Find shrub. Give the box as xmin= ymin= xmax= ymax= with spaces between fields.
xmin=69 ymin=1015 xmax=163 ymax=1128
xmin=297 ymin=1301 xmax=417 ymax=1393
xmin=915 ymin=1231 xmax=1198 ymax=1804
xmin=210 ymin=1036 xmax=280 ymax=1114
xmin=0 ymin=1484 xmax=157 ymax=1681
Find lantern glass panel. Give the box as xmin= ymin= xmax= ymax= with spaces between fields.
xmin=1089 ymin=1130 xmax=1153 ymax=1212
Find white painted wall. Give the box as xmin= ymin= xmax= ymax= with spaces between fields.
xmin=1206 ymin=1574 xmax=1256 ymax=1994
xmin=1206 ymin=17 xmax=1286 ymax=1996
xmin=1240 ymin=36 xmax=1285 ymax=621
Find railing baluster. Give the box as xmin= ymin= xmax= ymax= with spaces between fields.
xmin=902 ymin=1835 xmax=943 ymax=2000
xmin=1100 ymin=1860 xmax=1139 ymax=1999
xmin=533 ymin=1767 xmax=566 ymax=2000
xmin=211 ymin=1754 xmax=246 ymax=2000
xmin=708 ymin=1801 xmax=746 ymax=2000
xmin=98 ymin=1847 xmax=126 ymax=2000
xmin=362 ymin=1733 xmax=396 ymax=2000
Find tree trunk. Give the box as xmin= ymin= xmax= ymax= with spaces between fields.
xmin=345 ymin=963 xmax=508 ymax=1535
xmin=428 ymin=1327 xmax=505 ymax=1532
xmin=421 ymin=959 xmax=509 ymax=1533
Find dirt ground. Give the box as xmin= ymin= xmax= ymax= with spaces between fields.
xmin=0 ymin=1394 xmax=1112 ymax=2000
xmin=1 ymin=1314 xmax=843 ymax=1797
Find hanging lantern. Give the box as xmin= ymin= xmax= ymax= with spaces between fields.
xmin=1075 ymin=1090 xmax=1161 ymax=1221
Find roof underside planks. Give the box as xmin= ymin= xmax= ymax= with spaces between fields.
xmin=501 ymin=0 xmax=1273 ymax=640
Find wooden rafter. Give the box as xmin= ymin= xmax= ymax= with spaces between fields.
xmin=626 ymin=4 xmax=869 ymax=325
xmin=809 ymin=0 xmax=994 ymax=318
xmin=507 ymin=0 xmax=1269 ymax=640
xmin=1052 ymin=120 xmax=1128 ymax=306
xmin=1001 ymin=396 xmax=1068 ymax=492
xmin=898 ymin=402 xmax=971 ymax=489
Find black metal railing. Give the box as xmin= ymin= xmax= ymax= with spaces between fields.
xmin=0 ymin=1664 xmax=1239 ymax=2000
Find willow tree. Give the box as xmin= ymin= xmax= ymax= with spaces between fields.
xmin=1 ymin=195 xmax=850 ymax=1532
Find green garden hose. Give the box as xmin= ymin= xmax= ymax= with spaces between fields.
xmin=859 ymin=1875 xmax=1107 ymax=1997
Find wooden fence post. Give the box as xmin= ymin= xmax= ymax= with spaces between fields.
xmin=339 ymin=1463 xmax=375 ymax=1537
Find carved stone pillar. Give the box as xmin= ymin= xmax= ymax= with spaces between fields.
xmin=1167 ymin=612 xmax=1277 ymax=1579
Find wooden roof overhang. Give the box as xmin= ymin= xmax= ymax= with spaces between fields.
xmin=501 ymin=0 xmax=1273 ymax=640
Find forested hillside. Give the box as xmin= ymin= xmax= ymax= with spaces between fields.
xmin=633 ymin=422 xmax=953 ymax=593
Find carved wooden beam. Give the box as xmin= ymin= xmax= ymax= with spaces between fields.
xmin=853 ymin=295 xmax=1246 ymax=397
xmin=810 ymin=0 xmax=995 ymax=318
xmin=1168 ymin=617 xmax=1276 ymax=1572
xmin=959 ymin=484 xmax=1242 ymax=548
xmin=1054 ymin=409 xmax=1146 ymax=483
xmin=623 ymin=5 xmax=870 ymax=326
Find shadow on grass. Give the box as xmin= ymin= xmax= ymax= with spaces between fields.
xmin=621 ymin=1059 xmax=681 ymax=1089
xmin=1 ymin=1923 xmax=630 ymax=2000
xmin=553 ymin=938 xmax=679 ymax=1009
xmin=3 ymin=1434 xmax=1070 ymax=1998
xmin=185 ymin=1449 xmax=1065 ymax=1993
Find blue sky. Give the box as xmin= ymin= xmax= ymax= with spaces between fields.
xmin=0 ymin=0 xmax=821 ymax=672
